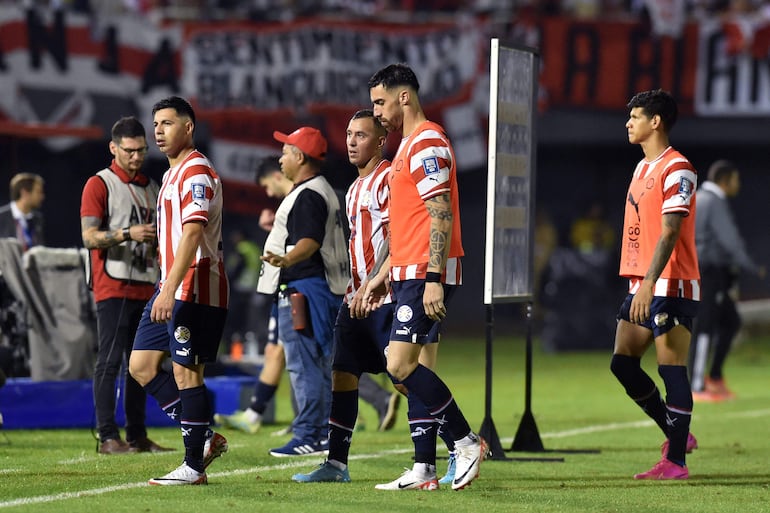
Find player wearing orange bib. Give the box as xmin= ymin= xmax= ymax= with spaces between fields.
xmin=365 ymin=64 xmax=485 ymax=491
xmin=611 ymin=89 xmax=700 ymax=481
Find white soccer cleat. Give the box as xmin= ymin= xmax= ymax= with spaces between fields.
xmin=203 ymin=431 xmax=229 ymax=469
xmin=148 ymin=463 xmax=207 ymax=486
xmin=374 ymin=464 xmax=439 ymax=491
xmin=452 ymin=435 xmax=488 ymax=490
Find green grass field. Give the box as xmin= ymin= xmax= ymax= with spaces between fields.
xmin=1 ymin=334 xmax=769 ymax=513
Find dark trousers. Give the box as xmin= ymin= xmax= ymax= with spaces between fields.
xmin=93 ymin=298 xmax=148 ymax=442
xmin=689 ymin=266 xmax=741 ymax=391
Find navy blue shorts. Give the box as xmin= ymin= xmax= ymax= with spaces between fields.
xmin=133 ymin=289 xmax=227 ymax=365
xmin=389 ymin=280 xmax=454 ymax=344
xmin=332 ymin=303 xmax=393 ymax=376
xmin=617 ymin=294 xmax=699 ymax=338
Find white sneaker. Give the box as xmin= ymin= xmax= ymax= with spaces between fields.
xmin=203 ymin=431 xmax=228 ymax=469
xmin=148 ymin=463 xmax=207 ymax=486
xmin=452 ymin=435 xmax=488 ymax=490
xmin=375 ymin=464 xmax=439 ymax=491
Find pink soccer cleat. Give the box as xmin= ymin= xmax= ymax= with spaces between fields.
xmin=634 ymin=459 xmax=689 ymax=480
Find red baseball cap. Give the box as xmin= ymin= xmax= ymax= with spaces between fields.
xmin=273 ymin=127 xmax=327 ymax=160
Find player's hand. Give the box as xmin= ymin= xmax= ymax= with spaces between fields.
xmin=423 ymin=282 xmax=446 ymax=321
xmin=151 ymin=288 xmax=174 ymax=323
xmin=363 ymin=274 xmax=389 ymax=311
xmin=349 ymin=285 xmax=369 ymax=319
xmin=629 ymin=281 xmax=653 ymax=324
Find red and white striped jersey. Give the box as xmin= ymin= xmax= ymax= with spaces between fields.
xmin=386 ymin=121 xmax=463 ymax=284
xmin=344 ymin=159 xmax=391 ymax=303
xmin=157 ymin=149 xmax=229 ymax=308
xmin=620 ymin=146 xmax=700 ymax=300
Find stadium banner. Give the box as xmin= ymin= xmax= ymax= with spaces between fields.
xmin=3 ymin=6 xmax=770 ymax=172
xmin=180 ymin=19 xmax=488 ymax=172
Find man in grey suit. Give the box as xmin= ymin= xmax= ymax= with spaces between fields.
xmin=0 ymin=173 xmax=45 ymax=251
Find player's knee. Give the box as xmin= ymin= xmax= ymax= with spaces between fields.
xmin=610 ymin=353 xmax=640 ymax=384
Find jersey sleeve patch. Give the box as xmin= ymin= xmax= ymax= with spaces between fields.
xmin=191 ymin=183 xmax=206 ymax=201
xmin=422 ymin=156 xmax=440 ymax=175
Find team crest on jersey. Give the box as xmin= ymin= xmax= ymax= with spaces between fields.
xmin=164 ymin=184 xmax=175 ymax=200
xmin=361 ymin=190 xmax=372 ymax=207
xmin=396 ymin=305 xmax=413 ymax=323
xmin=678 ymin=177 xmax=693 ymax=197
xmin=422 ymin=156 xmax=440 ymax=175
xmin=191 ymin=183 xmax=206 ymax=200
xmin=174 ymin=326 xmax=191 ymax=343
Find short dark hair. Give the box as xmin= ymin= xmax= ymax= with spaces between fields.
xmin=627 ymin=89 xmax=678 ymax=133
xmin=350 ymin=109 xmax=387 ymax=138
xmin=707 ymin=159 xmax=737 ymax=183
xmin=152 ymin=96 xmax=196 ymax=126
xmin=111 ymin=116 xmax=145 ymax=142
xmin=256 ymin=155 xmax=281 ymax=182
xmin=367 ymin=63 xmax=420 ymax=92
xmin=10 ymin=173 xmax=44 ymax=201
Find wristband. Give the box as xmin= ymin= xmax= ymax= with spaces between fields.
xmin=122 ymin=227 xmax=131 ymax=242
xmin=425 ymin=272 xmax=442 ymax=283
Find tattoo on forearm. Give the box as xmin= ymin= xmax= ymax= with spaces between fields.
xmin=429 ymin=230 xmax=447 ymax=269
xmin=81 ymin=217 xmax=122 ymax=249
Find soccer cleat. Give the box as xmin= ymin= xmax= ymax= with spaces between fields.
xmin=374 ymin=466 xmax=439 ymax=491
xmin=214 ymin=410 xmax=261 ymax=434
xmin=452 ymin=435 xmax=488 ymax=490
xmin=634 ymin=458 xmax=689 ymax=480
xmin=148 ymin=463 xmax=207 ymax=486
xmin=660 ymin=432 xmax=698 ymax=458
xmin=269 ymin=438 xmax=328 ymax=457
xmin=203 ymin=431 xmax=228 ymax=469
xmin=704 ymin=377 xmax=736 ymax=400
xmin=377 ymin=392 xmax=401 ymax=432
xmin=438 ymin=453 xmax=456 ymax=485
xmin=292 ymin=461 xmax=351 ymax=483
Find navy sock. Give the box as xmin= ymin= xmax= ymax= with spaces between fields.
xmin=179 ymin=386 xmax=210 ymax=473
xmin=407 ymin=392 xmax=437 ymax=465
xmin=659 ymin=365 xmax=693 ymax=466
xmin=401 ymin=364 xmax=471 ymax=442
xmin=144 ymin=370 xmax=181 ymax=423
xmin=328 ymin=390 xmax=357 ymax=465
xmin=250 ymin=381 xmax=278 ymax=415
xmin=610 ymin=354 xmax=668 ymax=435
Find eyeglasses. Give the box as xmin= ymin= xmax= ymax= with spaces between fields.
xmin=119 ymin=146 xmax=149 ymax=156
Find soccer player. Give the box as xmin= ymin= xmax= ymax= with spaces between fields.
xmin=80 ymin=116 xmax=170 ymax=455
xmin=610 ymin=89 xmax=699 ymax=480
xmin=365 ymin=63 xmax=486 ymax=491
xmin=128 ymin=96 xmax=229 ymax=485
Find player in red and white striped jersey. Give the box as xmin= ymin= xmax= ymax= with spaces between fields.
xmin=129 ymin=96 xmax=229 ymax=486
xmin=156 ymin=149 xmax=228 ymax=307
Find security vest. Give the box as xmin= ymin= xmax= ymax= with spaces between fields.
xmin=257 ymin=175 xmax=349 ymax=295
xmin=96 ymin=168 xmax=160 ymax=285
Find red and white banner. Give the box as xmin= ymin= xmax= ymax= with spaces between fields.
xmin=3 ymin=6 xmax=770 ymax=213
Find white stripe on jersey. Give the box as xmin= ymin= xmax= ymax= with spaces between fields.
xmin=157 ymin=150 xmax=228 ymax=308
xmin=344 ymin=160 xmax=391 ymax=304
xmin=408 ymin=129 xmax=453 ymax=200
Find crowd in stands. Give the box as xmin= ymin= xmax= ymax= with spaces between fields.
xmin=6 ymin=0 xmax=770 ymax=27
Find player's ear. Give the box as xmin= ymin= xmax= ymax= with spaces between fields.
xmin=399 ymin=89 xmax=409 ymax=105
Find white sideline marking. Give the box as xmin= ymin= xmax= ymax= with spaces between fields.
xmin=3 ymin=409 xmax=770 ymax=509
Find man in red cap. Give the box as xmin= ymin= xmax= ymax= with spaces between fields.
xmin=257 ymin=126 xmax=349 ymax=457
